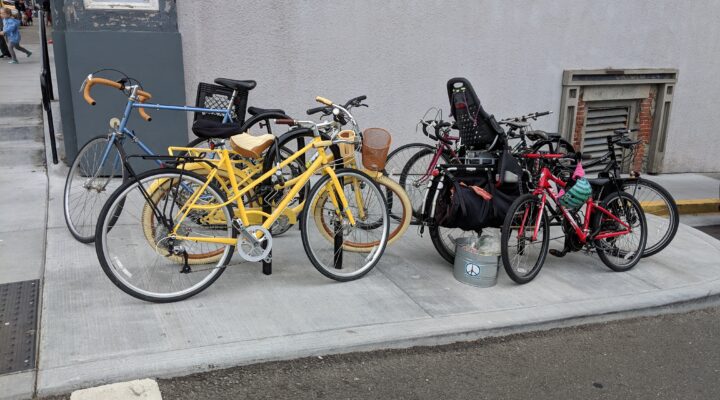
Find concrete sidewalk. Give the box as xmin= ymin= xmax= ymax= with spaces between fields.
xmin=37 ymin=157 xmax=720 ymax=396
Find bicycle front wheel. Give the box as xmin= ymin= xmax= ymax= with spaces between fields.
xmin=620 ymin=178 xmax=678 ymax=257
xmin=64 ymin=136 xmax=128 ymax=243
xmin=95 ymin=169 xmax=236 ymax=303
xmin=501 ymin=194 xmax=550 ymax=284
xmin=301 ymin=169 xmax=389 ymax=281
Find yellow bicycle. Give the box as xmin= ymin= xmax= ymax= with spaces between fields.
xmin=95 ymin=100 xmax=391 ymax=302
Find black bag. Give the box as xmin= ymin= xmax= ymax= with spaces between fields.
xmin=434 ymin=175 xmax=520 ymax=231
xmin=435 ymin=176 xmax=492 ymax=231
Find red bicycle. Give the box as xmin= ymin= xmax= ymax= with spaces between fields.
xmin=500 ymin=153 xmax=647 ymax=284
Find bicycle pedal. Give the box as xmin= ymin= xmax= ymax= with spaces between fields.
xmin=549 ymin=249 xmax=567 ymax=258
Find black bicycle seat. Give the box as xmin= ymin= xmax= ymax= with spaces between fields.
xmin=525 ymin=130 xmax=549 ymax=141
xmin=618 ymin=138 xmax=641 ymax=148
xmin=248 ymin=106 xmax=286 ymax=116
xmin=214 ymin=78 xmax=257 ymax=91
xmin=587 ymin=178 xmax=610 ymax=187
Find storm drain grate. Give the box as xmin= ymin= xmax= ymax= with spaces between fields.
xmin=0 ymin=280 xmax=39 ymax=374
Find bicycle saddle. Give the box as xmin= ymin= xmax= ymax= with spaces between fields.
xmin=230 ymin=133 xmax=275 ymax=158
xmin=192 ymin=119 xmax=242 ymax=139
xmin=214 ymin=78 xmax=257 ymax=91
xmin=587 ymin=178 xmax=611 ymax=187
xmin=248 ymin=106 xmax=286 ymax=116
xmin=525 ymin=130 xmax=549 ymax=141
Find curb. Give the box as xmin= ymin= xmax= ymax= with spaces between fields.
xmin=642 ymin=199 xmax=720 ymax=215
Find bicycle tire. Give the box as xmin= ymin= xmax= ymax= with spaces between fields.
xmin=500 ymin=194 xmax=550 ymax=284
xmin=399 ymin=147 xmax=451 ymax=221
xmin=64 ymin=135 xmax=128 ymax=243
xmin=311 ymin=174 xmax=411 ymax=248
xmin=301 ymin=168 xmax=389 ymax=281
xmin=619 ymin=178 xmax=678 ymax=257
xmin=385 ymin=143 xmax=437 ymax=183
xmin=95 ymin=168 xmax=236 ymax=303
xmin=593 ymin=192 xmax=647 ymax=272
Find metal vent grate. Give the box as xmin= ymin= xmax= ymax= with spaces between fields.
xmin=582 ymin=106 xmax=629 ymax=173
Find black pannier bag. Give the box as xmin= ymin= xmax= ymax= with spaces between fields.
xmin=434 ymin=174 xmax=520 ymax=231
xmin=447 ymin=77 xmax=505 ymax=150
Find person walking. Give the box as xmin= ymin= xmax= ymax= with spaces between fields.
xmin=0 ymin=17 xmax=12 ymax=59
xmin=0 ymin=7 xmax=32 ymax=64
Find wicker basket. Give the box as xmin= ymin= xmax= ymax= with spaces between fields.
xmin=337 ymin=130 xmax=357 ymax=163
xmin=361 ymin=128 xmax=392 ymax=172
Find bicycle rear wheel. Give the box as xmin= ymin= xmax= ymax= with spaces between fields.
xmin=500 ymin=194 xmax=550 ymax=284
xmin=620 ymin=178 xmax=678 ymax=257
xmin=95 ymin=169 xmax=236 ymax=302
xmin=301 ymin=169 xmax=389 ymax=281
xmin=64 ymin=135 xmax=128 ymax=243
xmin=593 ymin=192 xmax=647 ymax=272
xmin=384 ymin=143 xmax=435 ymax=183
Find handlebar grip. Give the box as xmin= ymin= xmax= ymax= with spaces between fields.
xmin=275 ymin=118 xmax=295 ymax=125
xmin=355 ymin=95 xmax=367 ymax=102
xmin=307 ymin=106 xmax=328 ymax=115
xmin=137 ymin=94 xmax=152 ymax=122
xmin=315 ymin=96 xmax=333 ymax=106
xmin=537 ymin=111 xmax=551 ymax=117
xmin=83 ymin=77 xmax=124 ymax=106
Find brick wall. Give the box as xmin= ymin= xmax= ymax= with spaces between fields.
xmin=572 ymin=95 xmax=586 ymax=151
xmin=633 ymin=90 xmax=656 ymax=172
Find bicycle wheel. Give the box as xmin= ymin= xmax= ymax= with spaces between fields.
xmin=384 ymin=143 xmax=436 ymax=183
xmin=500 ymin=194 xmax=550 ymax=284
xmin=95 ymin=169 xmax=236 ymax=303
xmin=399 ymin=148 xmax=450 ymax=221
xmin=311 ymin=174 xmax=410 ymax=248
xmin=64 ymin=135 xmax=128 ymax=243
xmin=620 ymin=178 xmax=678 ymax=257
xmin=593 ymin=192 xmax=647 ymax=272
xmin=301 ymin=168 xmax=389 ymax=281
xmin=429 ymin=225 xmax=479 ymax=264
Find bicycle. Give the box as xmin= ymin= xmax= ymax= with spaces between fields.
xmin=581 ymin=128 xmax=679 ymax=257
xmin=64 ymin=73 xmax=289 ymax=243
xmin=500 ymin=152 xmax=647 ymax=284
xmin=510 ymin=122 xmax=678 ymax=258
xmin=94 ymin=97 xmax=391 ymax=302
xmin=273 ymin=95 xmax=413 ymax=247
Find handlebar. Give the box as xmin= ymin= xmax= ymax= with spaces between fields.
xmin=500 ymin=111 xmax=552 ymax=125
xmin=307 ymin=95 xmax=368 ymax=119
xmin=82 ymin=77 xmax=153 ymax=122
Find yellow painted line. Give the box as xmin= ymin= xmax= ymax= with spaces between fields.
xmin=641 ymin=198 xmax=720 ymax=215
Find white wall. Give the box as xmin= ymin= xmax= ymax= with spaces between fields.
xmin=177 ymin=0 xmax=720 ymax=173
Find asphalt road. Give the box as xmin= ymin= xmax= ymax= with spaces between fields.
xmin=147 ymin=307 xmax=720 ymax=400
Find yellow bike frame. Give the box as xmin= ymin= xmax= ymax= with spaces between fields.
xmin=164 ymin=136 xmax=357 ymax=246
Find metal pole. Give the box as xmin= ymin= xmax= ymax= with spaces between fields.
xmin=41 ymin=76 xmax=59 ymax=164
xmin=38 ymin=10 xmax=54 ymax=100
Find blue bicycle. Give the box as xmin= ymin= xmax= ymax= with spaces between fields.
xmin=63 ymin=72 xmax=288 ymax=243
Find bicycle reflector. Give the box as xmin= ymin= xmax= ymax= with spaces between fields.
xmin=559 ymin=177 xmax=592 ymax=209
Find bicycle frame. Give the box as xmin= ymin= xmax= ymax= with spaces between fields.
xmin=524 ymin=166 xmax=631 ymax=243
xmin=95 ymin=89 xmax=236 ymax=173
xmin=164 ymin=136 xmax=357 ymax=246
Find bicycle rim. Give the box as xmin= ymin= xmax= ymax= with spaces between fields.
xmin=622 ymin=179 xmax=677 ymax=256
xmin=64 ymin=136 xmax=126 ymax=242
xmin=302 ymin=169 xmax=389 ymax=281
xmin=501 ymin=195 xmax=548 ymax=283
xmin=97 ymin=171 xmax=234 ymax=301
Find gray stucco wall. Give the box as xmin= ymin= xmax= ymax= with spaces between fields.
xmin=177 ymin=0 xmax=720 ymax=173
